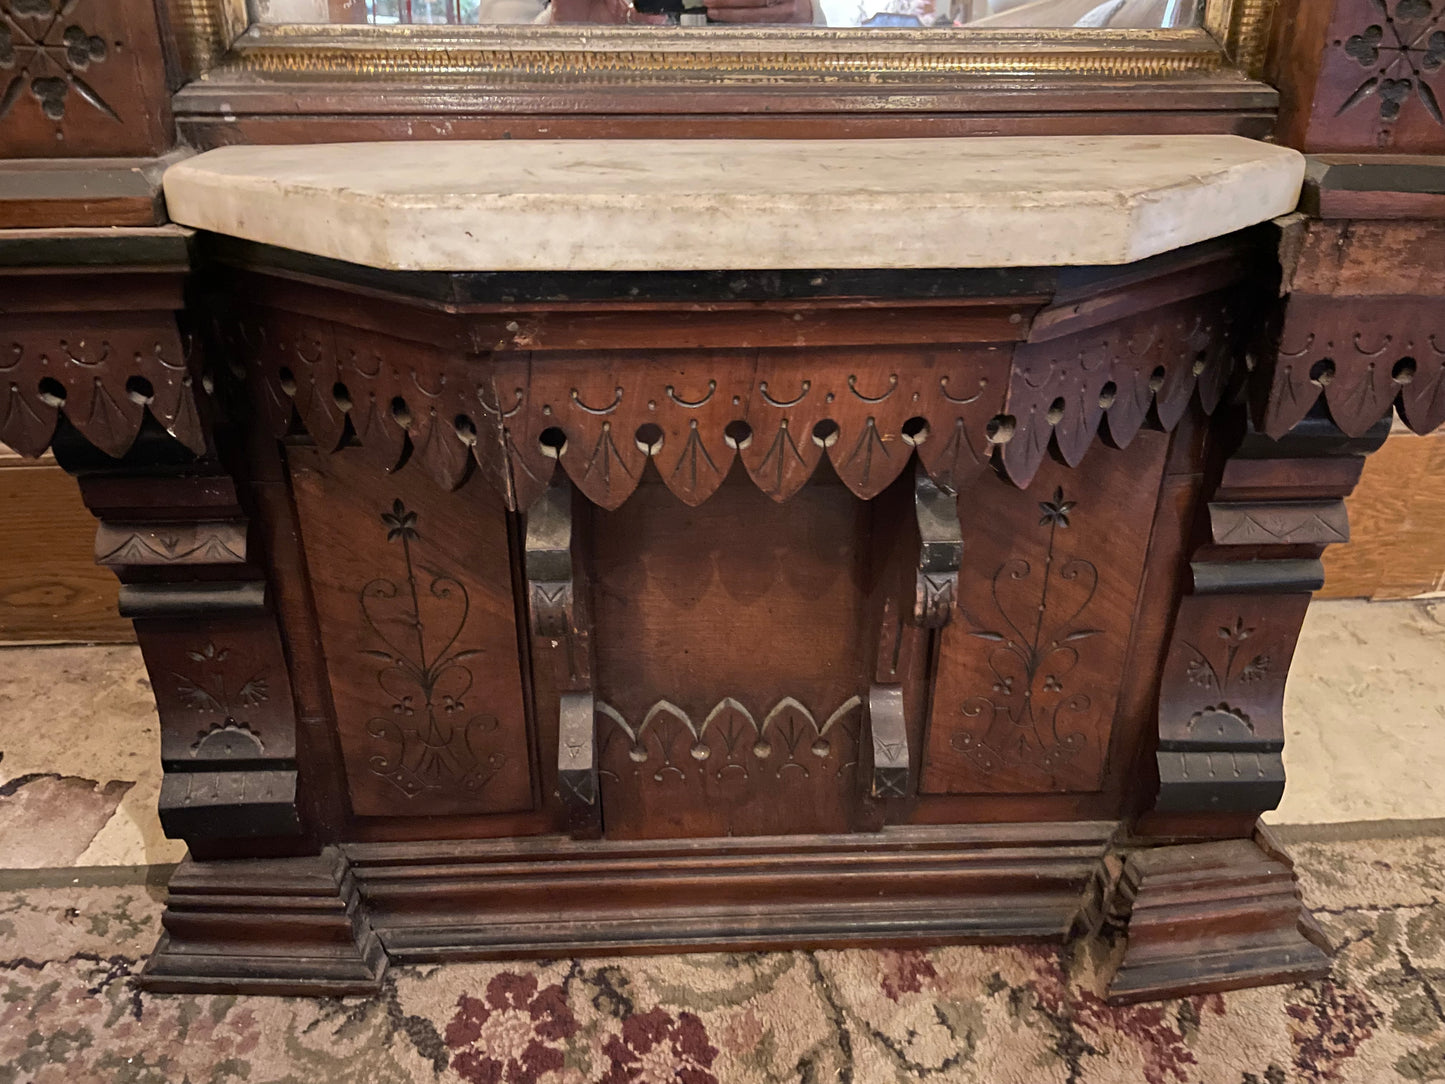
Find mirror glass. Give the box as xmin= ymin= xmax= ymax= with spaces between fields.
xmin=255 ymin=0 xmax=1202 ymax=30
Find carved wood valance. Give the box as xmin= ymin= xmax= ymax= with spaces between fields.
xmin=212 ymin=288 xmax=1241 ymax=508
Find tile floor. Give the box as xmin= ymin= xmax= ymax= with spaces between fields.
xmin=1 ymin=597 xmax=1442 ymax=869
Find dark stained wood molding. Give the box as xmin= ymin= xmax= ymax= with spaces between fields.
xmin=346 ymin=821 xmax=1117 ymax=959
xmin=170 ymin=74 xmax=1279 ymax=151
xmin=1106 ymin=827 xmax=1331 ymax=1003
xmin=139 ymin=847 xmax=386 ymax=996
xmin=0 ymin=153 xmax=190 ymax=229
xmin=197 ymin=234 xmax=1269 ymax=509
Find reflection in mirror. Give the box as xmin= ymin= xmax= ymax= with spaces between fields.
xmin=255 ymin=0 xmax=1202 ymax=29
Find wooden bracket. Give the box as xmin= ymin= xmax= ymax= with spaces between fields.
xmin=525 ymin=479 xmax=599 ymax=837
xmin=77 ymin=471 xmax=302 ymax=843
xmin=867 ymin=592 xmax=919 ymax=801
xmin=868 ymin=684 xmax=909 ymax=799
xmin=912 ymin=466 xmax=962 ymax=628
xmin=140 ymin=847 xmax=386 ymax=996
xmin=1152 ymin=411 xmax=1387 ymax=816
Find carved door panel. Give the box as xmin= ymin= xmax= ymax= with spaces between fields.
xmin=591 ymin=473 xmax=871 ymax=839
xmin=919 ymin=433 xmax=1170 ymax=795
xmin=289 ymin=448 xmax=535 ymax=818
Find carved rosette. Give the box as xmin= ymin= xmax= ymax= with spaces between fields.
xmin=215 ymin=290 xmax=1240 ymax=509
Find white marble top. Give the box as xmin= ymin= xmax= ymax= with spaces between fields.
xmin=162 ymin=136 xmax=1305 ymax=272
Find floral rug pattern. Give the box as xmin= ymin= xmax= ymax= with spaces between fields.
xmin=5 ymin=832 xmax=1445 ymax=1084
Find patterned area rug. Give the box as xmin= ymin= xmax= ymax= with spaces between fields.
xmin=4 ymin=830 xmax=1445 ymax=1084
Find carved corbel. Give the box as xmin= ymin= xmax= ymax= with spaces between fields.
xmin=524 ymin=479 xmax=599 ymax=837
xmin=73 ymin=461 xmax=302 ymax=842
xmin=1152 ymin=410 xmax=1388 ymax=815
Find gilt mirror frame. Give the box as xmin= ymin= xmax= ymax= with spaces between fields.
xmin=163 ymin=0 xmax=1275 ymax=86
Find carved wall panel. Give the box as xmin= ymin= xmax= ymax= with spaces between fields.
xmin=2 ymin=315 xmax=205 ymax=459
xmin=0 ymin=0 xmax=170 ymax=157
xmin=288 ymin=448 xmax=534 ymax=818
xmin=80 ymin=468 xmax=302 ymax=841
xmin=1297 ymin=0 xmax=1445 ymax=153
xmin=920 ymin=432 xmax=1171 ymax=795
xmin=591 ymin=476 xmax=871 ymax=838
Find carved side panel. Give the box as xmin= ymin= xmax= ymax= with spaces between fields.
xmin=591 ymin=476 xmax=870 ymax=838
xmin=144 ymin=616 xmax=298 ymax=767
xmin=0 ymin=0 xmax=170 ymax=157
xmin=1302 ymin=0 xmax=1445 ymax=153
xmin=288 ymin=448 xmax=533 ymax=818
xmin=920 ymin=432 xmax=1171 ymax=795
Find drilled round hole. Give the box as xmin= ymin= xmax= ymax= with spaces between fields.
xmin=723 ymin=419 xmax=753 ymax=451
xmin=538 ymin=426 xmax=567 ymax=459
xmin=634 ymin=422 xmax=664 ymax=456
xmin=278 ymin=366 xmax=297 ymax=397
xmin=985 ymin=414 xmax=1016 ymax=445
xmin=1148 ymin=365 xmax=1167 ymax=392
xmin=1393 ymin=357 xmax=1418 ymax=385
xmin=1098 ymin=381 xmax=1118 ymax=409
xmin=390 ymin=395 xmax=412 ymax=429
xmin=125 ymin=375 xmax=155 ymax=406
xmin=37 ymin=376 xmax=66 ymax=407
xmin=1046 ymin=397 xmax=1066 ymax=426
xmin=454 ymin=414 xmax=478 ymax=446
xmin=811 ymin=419 xmax=840 ymax=449
xmin=332 ymin=381 xmax=353 ymax=412
xmin=901 ymin=416 xmax=929 ymax=446
xmin=1309 ymin=359 xmax=1336 ymax=387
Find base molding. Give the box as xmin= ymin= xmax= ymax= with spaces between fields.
xmin=139 ymin=847 xmax=387 ymax=997
xmin=1106 ymin=829 xmax=1331 ymax=1004
xmin=347 ymin=822 xmax=1117 ymax=961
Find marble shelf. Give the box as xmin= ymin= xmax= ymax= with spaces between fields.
xmin=162 ymin=135 xmax=1305 ymax=273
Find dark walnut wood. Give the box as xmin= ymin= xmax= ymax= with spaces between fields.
xmin=1106 ymin=827 xmax=1331 ymax=1004
xmin=1269 ymin=0 xmax=1445 ymax=154
xmin=11 ymin=162 xmax=1445 ymax=1001
xmin=0 ymin=0 xmax=172 ymax=158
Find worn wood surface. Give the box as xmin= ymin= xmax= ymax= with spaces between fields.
xmin=0 ymin=455 xmax=131 ymax=643
xmin=1322 ymin=422 xmax=1445 ymax=598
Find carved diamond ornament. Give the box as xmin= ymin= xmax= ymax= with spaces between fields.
xmin=0 ymin=0 xmax=117 ymax=125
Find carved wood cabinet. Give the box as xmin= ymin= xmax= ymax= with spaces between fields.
xmin=4 ymin=0 xmax=1445 ymax=1007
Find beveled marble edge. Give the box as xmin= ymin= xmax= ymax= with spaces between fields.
xmin=163 ymin=136 xmax=1305 ymax=272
